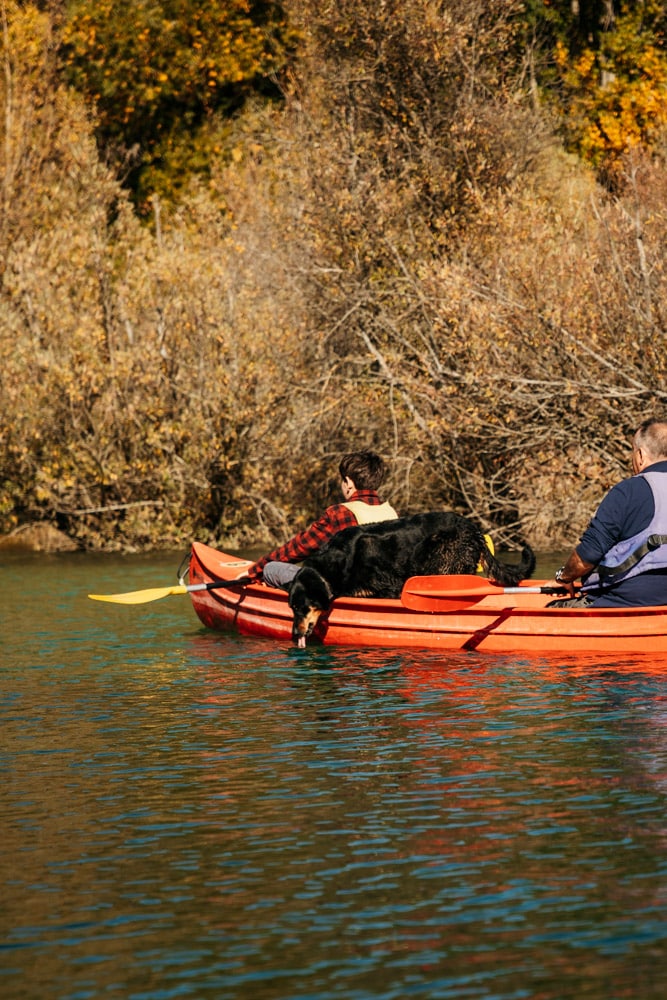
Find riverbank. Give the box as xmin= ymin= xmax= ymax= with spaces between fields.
xmin=0 ymin=524 xmax=80 ymax=554
xmin=0 ymin=523 xmax=268 ymax=560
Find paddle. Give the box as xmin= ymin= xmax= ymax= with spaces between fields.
xmin=89 ymin=572 xmax=251 ymax=605
xmin=401 ymin=574 xmax=569 ymax=612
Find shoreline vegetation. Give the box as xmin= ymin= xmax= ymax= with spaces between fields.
xmin=2 ymin=2 xmax=667 ymax=555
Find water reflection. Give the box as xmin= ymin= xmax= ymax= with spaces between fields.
xmin=1 ymin=553 xmax=666 ymax=999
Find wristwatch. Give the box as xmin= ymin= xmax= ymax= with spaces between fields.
xmin=555 ymin=566 xmax=567 ymax=584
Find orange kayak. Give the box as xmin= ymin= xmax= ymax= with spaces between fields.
xmin=188 ymin=542 xmax=667 ymax=654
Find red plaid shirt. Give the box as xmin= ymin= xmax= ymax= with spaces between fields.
xmin=248 ymin=490 xmax=388 ymax=579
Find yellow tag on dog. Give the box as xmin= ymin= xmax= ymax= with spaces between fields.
xmin=478 ymin=533 xmax=494 ymax=573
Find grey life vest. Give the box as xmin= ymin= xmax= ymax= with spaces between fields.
xmin=582 ymin=471 xmax=667 ymax=591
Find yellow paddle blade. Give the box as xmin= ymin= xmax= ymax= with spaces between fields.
xmin=88 ymin=585 xmax=188 ymax=605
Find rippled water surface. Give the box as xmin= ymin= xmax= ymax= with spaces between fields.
xmin=1 ymin=550 xmax=666 ymax=999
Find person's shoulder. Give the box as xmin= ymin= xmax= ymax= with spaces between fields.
xmin=322 ymin=501 xmax=347 ymax=515
xmin=599 ymin=470 xmax=657 ymax=524
xmin=316 ymin=501 xmax=354 ymax=526
xmin=606 ymin=472 xmax=651 ymax=500
xmin=594 ymin=473 xmax=646 ymax=519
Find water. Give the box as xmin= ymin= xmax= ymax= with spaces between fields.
xmin=1 ymin=550 xmax=666 ymax=999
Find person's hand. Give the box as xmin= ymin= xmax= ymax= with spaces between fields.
xmin=551 ymin=566 xmax=577 ymax=597
xmin=548 ymin=578 xmax=576 ymax=597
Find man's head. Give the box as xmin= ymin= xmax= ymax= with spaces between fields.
xmin=632 ymin=417 xmax=667 ymax=474
xmin=338 ymin=450 xmax=387 ymax=492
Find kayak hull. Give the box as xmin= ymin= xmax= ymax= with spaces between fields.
xmin=187 ymin=542 xmax=667 ymax=654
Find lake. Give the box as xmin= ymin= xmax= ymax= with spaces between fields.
xmin=1 ymin=549 xmax=666 ymax=999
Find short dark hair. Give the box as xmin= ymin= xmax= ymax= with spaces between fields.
xmin=339 ymin=450 xmax=387 ymax=491
xmin=636 ymin=417 xmax=667 ymax=459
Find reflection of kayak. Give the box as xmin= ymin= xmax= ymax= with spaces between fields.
xmin=188 ymin=542 xmax=667 ymax=654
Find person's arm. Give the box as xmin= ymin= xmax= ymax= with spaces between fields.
xmin=247 ymin=505 xmax=357 ymax=579
xmin=549 ymin=477 xmax=653 ymax=593
xmin=551 ymin=550 xmax=595 ymax=597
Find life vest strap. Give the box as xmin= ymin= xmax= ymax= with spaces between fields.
xmin=597 ymin=533 xmax=667 ymax=579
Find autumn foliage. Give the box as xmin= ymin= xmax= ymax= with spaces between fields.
xmin=60 ymin=0 xmax=295 ymax=207
xmin=1 ymin=0 xmax=666 ymax=553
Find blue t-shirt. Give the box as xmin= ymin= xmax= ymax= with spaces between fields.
xmin=576 ymin=460 xmax=667 ymax=607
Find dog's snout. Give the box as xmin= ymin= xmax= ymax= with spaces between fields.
xmin=292 ymin=607 xmax=323 ymax=646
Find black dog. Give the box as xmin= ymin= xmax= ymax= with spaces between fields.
xmin=287 ymin=511 xmax=536 ymax=645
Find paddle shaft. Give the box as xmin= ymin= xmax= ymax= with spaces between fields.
xmin=443 ymin=585 xmax=566 ymax=596
xmin=189 ymin=580 xmax=245 ymax=594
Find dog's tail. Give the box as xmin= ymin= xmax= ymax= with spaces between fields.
xmin=480 ymin=541 xmax=536 ymax=587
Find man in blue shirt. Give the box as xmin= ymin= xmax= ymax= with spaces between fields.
xmin=549 ymin=417 xmax=667 ymax=608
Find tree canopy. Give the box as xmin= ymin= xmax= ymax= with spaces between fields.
xmin=57 ymin=0 xmax=667 ymax=203
xmin=1 ymin=0 xmax=666 ymax=552
xmin=60 ymin=0 xmax=295 ymax=206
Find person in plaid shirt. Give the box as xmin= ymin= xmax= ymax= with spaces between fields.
xmin=246 ymin=451 xmax=398 ymax=589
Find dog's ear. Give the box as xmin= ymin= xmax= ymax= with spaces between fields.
xmin=291 ymin=566 xmax=333 ymax=610
xmin=287 ymin=569 xmax=306 ymax=604
xmin=287 ymin=578 xmax=304 ymax=610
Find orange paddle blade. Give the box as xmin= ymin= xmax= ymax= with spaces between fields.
xmin=404 ymin=574 xmax=500 ymax=596
xmin=401 ymin=575 xmax=566 ymax=612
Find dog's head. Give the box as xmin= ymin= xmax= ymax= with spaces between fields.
xmin=288 ymin=567 xmax=333 ymax=647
